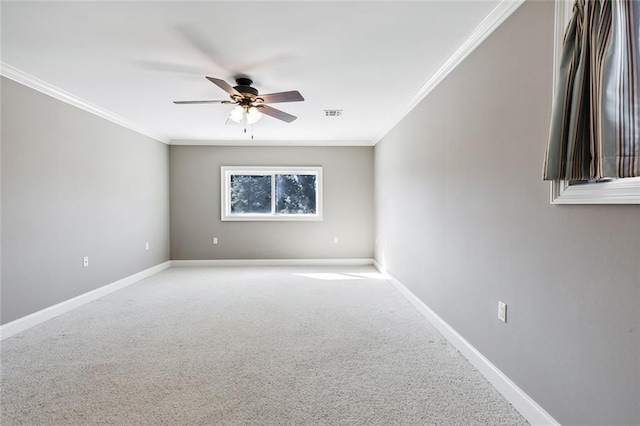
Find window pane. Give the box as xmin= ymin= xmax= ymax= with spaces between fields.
xmin=275 ymin=174 xmax=316 ymax=214
xmin=230 ymin=175 xmax=272 ymax=213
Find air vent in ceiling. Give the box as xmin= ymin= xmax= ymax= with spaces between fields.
xmin=324 ymin=109 xmax=343 ymax=117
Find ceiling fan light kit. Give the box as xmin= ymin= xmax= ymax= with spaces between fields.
xmin=246 ymin=106 xmax=262 ymax=124
xmin=174 ymin=76 xmax=304 ymax=130
xmin=228 ymin=105 xmax=245 ymax=123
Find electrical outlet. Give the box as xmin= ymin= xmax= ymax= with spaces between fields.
xmin=145 ymin=242 xmax=149 ymax=251
xmin=213 ymin=237 xmax=218 ymax=245
xmin=333 ymin=237 xmax=339 ymax=244
xmin=83 ymin=256 xmax=89 ymax=267
xmin=498 ymin=301 xmax=507 ymax=323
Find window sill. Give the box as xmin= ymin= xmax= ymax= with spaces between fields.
xmin=221 ymin=214 xmax=322 ymax=222
xmin=550 ymin=178 xmax=640 ymax=204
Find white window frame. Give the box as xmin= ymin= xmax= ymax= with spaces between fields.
xmin=550 ymin=0 xmax=640 ymax=204
xmin=221 ymin=166 xmax=323 ymax=221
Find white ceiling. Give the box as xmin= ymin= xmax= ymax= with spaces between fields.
xmin=1 ymin=1 xmax=520 ymax=144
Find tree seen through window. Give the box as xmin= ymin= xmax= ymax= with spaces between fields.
xmin=229 ymin=173 xmax=317 ymax=215
xmin=276 ymin=174 xmax=316 ymax=214
xmin=230 ymin=175 xmax=271 ymax=213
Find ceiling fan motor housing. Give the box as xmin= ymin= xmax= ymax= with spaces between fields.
xmin=234 ymin=78 xmax=259 ymax=99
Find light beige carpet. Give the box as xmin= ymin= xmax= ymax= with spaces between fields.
xmin=1 ymin=266 xmax=528 ymax=425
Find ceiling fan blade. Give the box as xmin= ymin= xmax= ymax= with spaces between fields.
xmin=257 ymin=90 xmax=304 ymax=104
xmin=259 ymin=105 xmax=297 ymax=123
xmin=206 ymin=76 xmax=242 ymax=97
xmin=173 ymin=100 xmax=232 ymax=104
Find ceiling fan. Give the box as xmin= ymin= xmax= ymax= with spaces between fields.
xmin=174 ymin=76 xmax=304 ymax=124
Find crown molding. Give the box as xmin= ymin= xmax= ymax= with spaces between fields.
xmin=0 ymin=63 xmax=170 ymax=144
xmin=169 ymin=139 xmax=375 ymax=147
xmin=372 ymin=0 xmax=526 ymax=145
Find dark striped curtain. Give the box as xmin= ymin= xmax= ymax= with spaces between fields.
xmin=544 ymin=0 xmax=640 ymax=180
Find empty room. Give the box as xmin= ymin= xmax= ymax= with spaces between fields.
xmin=1 ymin=0 xmax=639 ymax=425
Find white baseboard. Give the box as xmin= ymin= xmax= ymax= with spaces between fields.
xmin=171 ymin=258 xmax=374 ymax=267
xmin=1 ymin=259 xmax=373 ymax=340
xmin=0 ymin=261 xmax=171 ymax=341
xmin=373 ymin=261 xmax=559 ymax=426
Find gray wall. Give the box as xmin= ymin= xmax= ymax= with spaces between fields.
xmin=1 ymin=77 xmax=170 ymax=324
xmin=170 ymin=145 xmax=373 ymax=260
xmin=374 ymin=2 xmax=639 ymax=425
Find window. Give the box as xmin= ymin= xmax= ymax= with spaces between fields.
xmin=549 ymin=1 xmax=640 ymax=204
xmin=221 ymin=166 xmax=323 ymax=221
